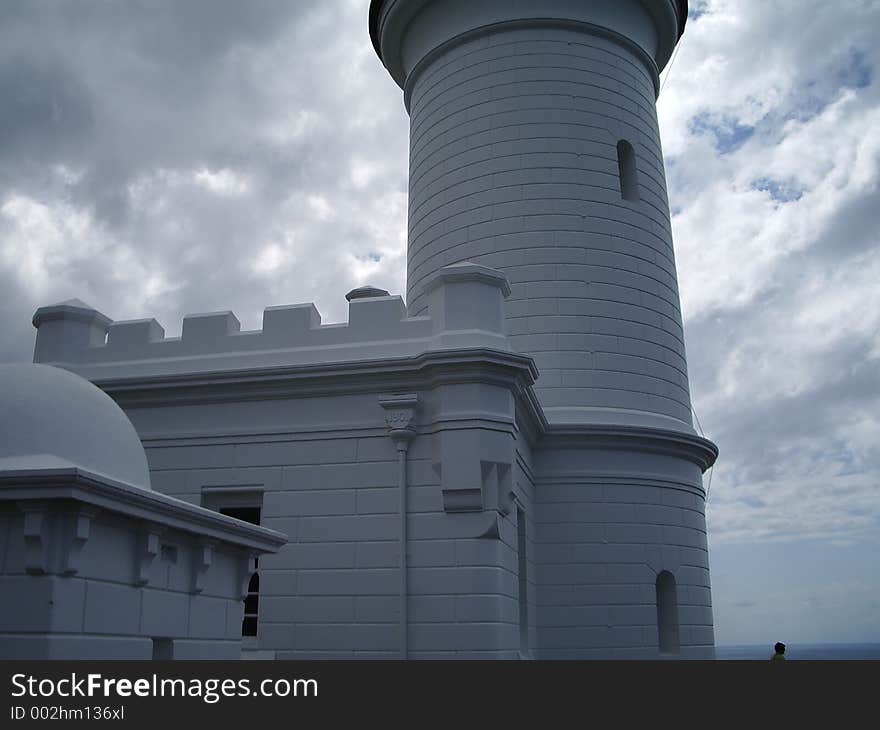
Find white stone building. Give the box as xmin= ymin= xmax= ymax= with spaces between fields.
xmin=15 ymin=0 xmax=717 ymax=659
xmin=0 ymin=363 xmax=285 ymax=659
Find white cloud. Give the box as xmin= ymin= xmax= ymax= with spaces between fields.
xmin=0 ymin=0 xmax=877 ymax=560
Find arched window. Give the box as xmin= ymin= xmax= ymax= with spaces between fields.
xmin=656 ymin=570 xmax=680 ymax=654
xmin=617 ymin=140 xmax=640 ymax=202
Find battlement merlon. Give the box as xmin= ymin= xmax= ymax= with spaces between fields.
xmin=31 ymin=262 xmax=518 ymax=380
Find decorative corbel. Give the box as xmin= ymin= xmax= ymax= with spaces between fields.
xmin=440 ymin=461 xmax=514 ymax=515
xmin=191 ymin=540 xmax=215 ymax=594
xmin=18 ymin=501 xmax=49 ymax=575
xmin=134 ymin=525 xmax=163 ymax=586
xmin=379 ymin=394 xmax=419 ymax=449
xmin=61 ymin=506 xmax=99 ymax=576
xmin=237 ymin=553 xmax=257 ymax=601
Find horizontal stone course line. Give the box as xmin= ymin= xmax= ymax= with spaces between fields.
xmin=139 ymin=425 xmax=387 ymax=446
xmin=521 ymin=391 xmax=691 ymax=419
xmin=534 ymin=621 xmax=714 ymax=629
xmin=533 ymin=366 xmax=690 ymax=401
xmin=532 ymin=347 xmax=688 ymax=382
xmin=410 ymin=115 xmax=614 ymax=167
xmin=410 ymin=108 xmax=659 ymax=188
xmin=408 ymin=203 xmax=676 ymax=258
xmin=411 ymin=37 xmax=654 ymax=121
xmin=409 ymin=172 xmax=672 ymax=231
xmin=552 ymin=333 xmax=686 ymax=365
xmin=502 ymin=312 xmax=685 ymax=347
xmin=413 ymin=51 xmax=655 ymax=116
xmin=408 ymin=146 xmax=669 ymax=218
xmin=500 ymin=310 xmax=685 ymax=349
xmin=411 ymin=62 xmax=655 ymax=126
xmin=409 ymin=164 xmax=670 ymax=212
xmin=535 ymin=532 xmax=708 ymax=544
xmin=409 ymin=156 xmax=668 ymax=225
xmin=409 ymin=185 xmax=673 ymax=243
xmin=408 ymin=233 xmax=680 ymax=306
xmin=410 ymin=118 xmax=648 ymax=179
xmin=412 ymin=73 xmax=658 ymax=151
xmin=533 ymin=477 xmax=704 ymax=490
xmin=412 ymin=28 xmax=652 ymax=83
xmin=410 ymin=128 xmax=650 ymax=196
xmin=409 ymin=172 xmax=670 ymax=230
xmin=533 ymin=518 xmax=706 ymax=532
xmin=410 ymin=98 xmax=659 ymax=175
xmin=534 ymin=502 xmax=705 ymax=516
xmin=411 ymin=236 xmax=680 ymax=283
xmin=411 ymin=34 xmax=654 ymax=94
xmin=410 ymin=188 xmax=673 ymax=252
xmin=410 ymin=99 xmax=642 ymax=156
xmin=505 ymin=296 xmax=684 ymax=333
xmin=410 ymin=89 xmax=664 ymax=165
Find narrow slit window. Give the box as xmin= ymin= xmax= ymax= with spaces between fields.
xmin=617 ymin=140 xmax=640 ymax=202
xmin=656 ymin=570 xmax=680 ymax=654
xmin=516 ymin=506 xmax=529 ymax=656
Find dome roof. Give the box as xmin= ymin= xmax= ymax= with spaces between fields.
xmin=0 ymin=363 xmax=151 ymax=490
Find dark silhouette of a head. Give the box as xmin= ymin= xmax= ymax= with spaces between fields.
xmin=774 ymin=642 xmax=786 ymax=654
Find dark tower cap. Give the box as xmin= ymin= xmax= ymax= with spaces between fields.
xmin=369 ymin=0 xmax=689 ymax=61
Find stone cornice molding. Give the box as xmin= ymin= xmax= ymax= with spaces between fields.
xmin=541 ymin=423 xmax=718 ymax=472
xmin=370 ymin=0 xmax=687 ymax=98
xmin=32 ymin=301 xmax=111 ymax=329
xmin=85 ymin=347 xmax=538 ymax=407
xmin=0 ymin=467 xmax=286 ymax=553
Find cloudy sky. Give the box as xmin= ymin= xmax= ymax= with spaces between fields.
xmin=1 ymin=0 xmax=877 ymax=647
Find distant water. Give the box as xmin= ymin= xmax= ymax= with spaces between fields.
xmin=716 ymin=643 xmax=880 ymax=660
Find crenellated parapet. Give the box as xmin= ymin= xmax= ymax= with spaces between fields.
xmin=32 ymin=262 xmax=516 ymax=380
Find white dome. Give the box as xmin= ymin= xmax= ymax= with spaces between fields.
xmin=0 ymin=363 xmax=151 ymax=490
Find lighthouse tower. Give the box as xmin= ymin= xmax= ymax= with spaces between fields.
xmin=371 ymin=0 xmax=718 ymax=657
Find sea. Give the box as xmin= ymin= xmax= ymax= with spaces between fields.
xmin=715 ymin=643 xmax=880 ymax=660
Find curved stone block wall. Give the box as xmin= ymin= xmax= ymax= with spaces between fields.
xmin=405 ymin=24 xmax=692 ymax=428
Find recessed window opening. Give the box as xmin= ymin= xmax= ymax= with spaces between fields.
xmin=656 ymin=570 xmax=680 ymax=654
xmin=617 ymin=139 xmax=640 ymax=202
xmin=218 ymin=504 xmax=262 ymax=638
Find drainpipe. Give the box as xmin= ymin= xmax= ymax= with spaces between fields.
xmin=379 ymin=394 xmax=419 ymax=659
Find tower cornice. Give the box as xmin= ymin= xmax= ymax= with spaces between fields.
xmin=370 ymin=0 xmax=688 ymax=88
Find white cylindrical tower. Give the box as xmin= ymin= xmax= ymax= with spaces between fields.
xmin=371 ymin=0 xmax=718 ymax=659
xmin=372 ymin=0 xmax=692 ymax=428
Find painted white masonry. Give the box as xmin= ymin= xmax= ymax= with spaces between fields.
xmin=0 ymin=364 xmax=285 ymax=660
xmin=370 ymin=0 xmax=717 ymax=657
xmin=376 ymin=0 xmax=693 ymax=429
xmin=23 ymin=0 xmax=717 ymax=659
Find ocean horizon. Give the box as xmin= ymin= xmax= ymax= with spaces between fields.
xmin=715 ymin=643 xmax=880 ymax=660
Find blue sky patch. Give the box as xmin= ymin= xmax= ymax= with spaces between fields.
xmin=838 ymin=48 xmax=872 ymax=90
xmin=752 ymin=177 xmax=806 ymax=203
xmin=689 ymin=0 xmax=710 ymax=20
xmin=689 ymin=113 xmax=756 ymax=153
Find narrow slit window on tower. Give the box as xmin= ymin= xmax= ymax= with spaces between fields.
xmin=656 ymin=570 xmax=680 ymax=654
xmin=617 ymin=140 xmax=640 ymax=202
xmin=516 ymin=506 xmax=529 ymax=657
